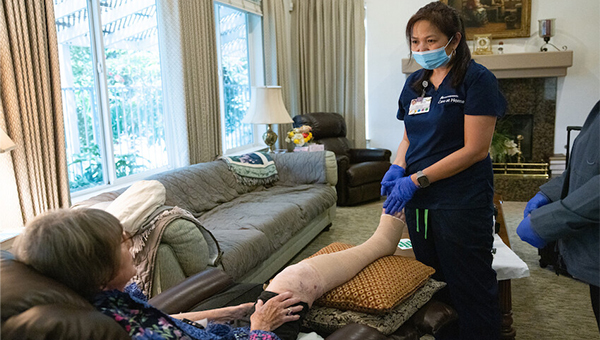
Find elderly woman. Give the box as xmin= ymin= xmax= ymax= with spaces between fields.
xmin=13 ymin=208 xmax=405 ymax=340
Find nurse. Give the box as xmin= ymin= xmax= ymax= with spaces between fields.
xmin=380 ymin=2 xmax=506 ymax=339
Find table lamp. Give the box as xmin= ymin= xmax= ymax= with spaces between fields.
xmin=0 ymin=128 xmax=16 ymax=153
xmin=242 ymin=86 xmax=293 ymax=152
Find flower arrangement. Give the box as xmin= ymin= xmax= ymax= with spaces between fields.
xmin=285 ymin=125 xmax=313 ymax=147
xmin=490 ymin=131 xmax=521 ymax=163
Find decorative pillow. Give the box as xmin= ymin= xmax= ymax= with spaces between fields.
xmin=303 ymin=278 xmax=446 ymax=335
xmin=105 ymin=180 xmax=166 ymax=234
xmin=309 ymin=242 xmax=435 ymax=314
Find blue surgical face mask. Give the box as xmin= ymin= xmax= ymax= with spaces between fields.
xmin=412 ymin=36 xmax=454 ymax=70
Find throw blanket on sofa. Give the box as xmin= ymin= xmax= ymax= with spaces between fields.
xmin=220 ymin=152 xmax=278 ymax=186
xmin=132 ymin=206 xmax=222 ymax=297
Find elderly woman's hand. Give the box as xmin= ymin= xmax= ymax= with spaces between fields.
xmin=250 ymin=292 xmax=303 ymax=332
xmin=206 ymin=302 xmax=255 ymax=324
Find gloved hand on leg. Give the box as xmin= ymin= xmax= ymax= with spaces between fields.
xmin=517 ymin=215 xmax=547 ymax=248
xmin=523 ymin=191 xmax=551 ymax=218
xmin=381 ymin=165 xmax=406 ymax=196
xmin=383 ymin=176 xmax=419 ymax=215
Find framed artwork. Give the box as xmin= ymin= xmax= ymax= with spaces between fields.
xmin=441 ymin=0 xmax=531 ymax=40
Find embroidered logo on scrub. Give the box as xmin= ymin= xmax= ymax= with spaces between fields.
xmin=438 ymin=95 xmax=465 ymax=105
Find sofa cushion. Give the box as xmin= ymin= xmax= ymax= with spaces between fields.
xmin=272 ymin=151 xmax=335 ymax=186
xmin=199 ymin=184 xmax=337 ymax=280
xmin=310 ymin=243 xmax=435 ymax=314
xmin=303 ymin=278 xmax=446 ymax=335
xmin=210 ymin=229 xmax=273 ymax=280
xmin=146 ymin=161 xmax=258 ymax=215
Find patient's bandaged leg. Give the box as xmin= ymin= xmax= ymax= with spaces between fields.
xmin=266 ymin=214 xmax=405 ymax=305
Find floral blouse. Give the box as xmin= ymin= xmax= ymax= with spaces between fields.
xmin=93 ymin=284 xmax=280 ymax=340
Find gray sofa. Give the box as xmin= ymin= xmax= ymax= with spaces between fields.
xmin=75 ymin=151 xmax=337 ymax=298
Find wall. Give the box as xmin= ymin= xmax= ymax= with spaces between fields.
xmin=366 ymin=0 xmax=600 ymax=162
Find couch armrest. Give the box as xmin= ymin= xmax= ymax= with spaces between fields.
xmin=149 ymin=268 xmax=234 ymax=314
xmin=272 ymin=150 xmax=337 ymax=186
xmin=349 ymin=148 xmax=392 ymax=164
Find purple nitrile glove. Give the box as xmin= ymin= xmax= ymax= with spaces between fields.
xmin=381 ymin=164 xmax=406 ymax=196
xmin=516 ymin=215 xmax=547 ymax=248
xmin=523 ymin=191 xmax=551 ymax=218
xmin=383 ymin=176 xmax=419 ymax=215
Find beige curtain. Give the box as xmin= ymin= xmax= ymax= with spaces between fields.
xmin=0 ymin=0 xmax=70 ymax=223
xmin=179 ymin=0 xmax=222 ymax=163
xmin=291 ymin=0 xmax=366 ymax=147
xmin=263 ymin=0 xmax=297 ymax=148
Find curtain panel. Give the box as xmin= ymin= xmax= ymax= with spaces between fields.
xmin=0 ymin=0 xmax=70 ymax=224
xmin=178 ymin=0 xmax=222 ymax=163
xmin=291 ymin=0 xmax=366 ymax=148
xmin=263 ymin=0 xmax=297 ymax=149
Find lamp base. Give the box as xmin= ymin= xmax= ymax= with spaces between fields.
xmin=263 ymin=124 xmax=278 ymax=152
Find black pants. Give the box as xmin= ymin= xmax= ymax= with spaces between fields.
xmin=406 ymin=206 xmax=500 ymax=340
xmin=254 ymin=291 xmax=310 ymax=340
xmin=591 ymin=284 xmax=600 ymax=331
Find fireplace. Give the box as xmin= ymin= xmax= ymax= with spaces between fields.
xmin=493 ymin=77 xmax=557 ymax=200
xmin=496 ymin=114 xmax=533 ymax=161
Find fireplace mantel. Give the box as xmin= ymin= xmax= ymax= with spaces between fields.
xmin=401 ymin=51 xmax=573 ymax=79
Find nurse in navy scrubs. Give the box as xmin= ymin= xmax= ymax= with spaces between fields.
xmin=380 ymin=2 xmax=506 ymax=339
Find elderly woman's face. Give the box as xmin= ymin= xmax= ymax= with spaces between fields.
xmin=105 ymin=234 xmax=137 ymax=291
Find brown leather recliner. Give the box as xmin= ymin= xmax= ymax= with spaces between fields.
xmin=0 ymin=251 xmax=456 ymax=340
xmin=292 ymin=112 xmax=392 ymax=206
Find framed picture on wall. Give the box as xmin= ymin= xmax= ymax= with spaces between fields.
xmin=441 ymin=0 xmax=531 ymax=40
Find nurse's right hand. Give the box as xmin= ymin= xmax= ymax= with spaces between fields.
xmin=523 ymin=191 xmax=551 ymax=218
xmin=383 ymin=176 xmax=419 ymax=215
xmin=381 ymin=165 xmax=405 ymax=196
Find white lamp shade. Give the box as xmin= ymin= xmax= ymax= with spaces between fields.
xmin=0 ymin=128 xmax=16 ymax=153
xmin=242 ymin=86 xmax=293 ymax=124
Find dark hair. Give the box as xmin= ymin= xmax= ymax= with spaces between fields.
xmin=13 ymin=208 xmax=123 ymax=300
xmin=406 ymin=1 xmax=471 ymax=91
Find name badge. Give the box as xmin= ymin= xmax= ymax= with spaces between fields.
xmin=408 ymin=97 xmax=431 ymax=115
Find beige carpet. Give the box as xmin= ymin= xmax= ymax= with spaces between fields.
xmin=290 ymin=199 xmax=599 ymax=339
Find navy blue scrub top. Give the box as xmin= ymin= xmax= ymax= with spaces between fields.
xmin=397 ymin=60 xmax=506 ymax=209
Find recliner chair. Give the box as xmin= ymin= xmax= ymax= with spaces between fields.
xmin=293 ymin=112 xmax=392 ymax=206
xmin=0 ymin=250 xmax=456 ymax=340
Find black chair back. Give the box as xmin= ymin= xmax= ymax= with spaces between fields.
xmin=293 ymin=112 xmax=352 ymax=158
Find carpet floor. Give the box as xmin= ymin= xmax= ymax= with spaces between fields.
xmin=290 ymin=199 xmax=599 ymax=339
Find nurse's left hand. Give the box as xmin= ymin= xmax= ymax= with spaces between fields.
xmin=516 ymin=216 xmax=547 ymax=249
xmin=383 ymin=176 xmax=419 ymax=215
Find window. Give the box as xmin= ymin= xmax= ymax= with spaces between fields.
xmin=54 ymin=0 xmax=169 ymax=196
xmin=214 ymin=2 xmax=265 ymax=154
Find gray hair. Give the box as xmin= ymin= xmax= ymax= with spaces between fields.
xmin=13 ymin=208 xmax=123 ymax=300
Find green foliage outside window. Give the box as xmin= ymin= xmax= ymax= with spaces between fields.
xmin=222 ymin=56 xmax=250 ymax=136
xmin=66 ymin=45 xmax=161 ymax=191
xmin=68 ymin=143 xmax=147 ymax=191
